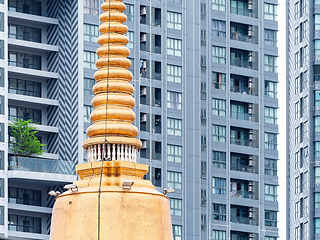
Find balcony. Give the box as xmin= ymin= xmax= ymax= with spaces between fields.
xmin=9 ymin=0 xmax=42 ymax=16
xmin=230 ymin=111 xmax=252 ymax=121
xmin=230 ymin=137 xmax=255 ymax=147
xmin=153 ymin=115 xmax=161 ymax=134
xmin=8 ymin=156 xmax=74 ymax=175
xmin=230 ymin=205 xmax=258 ymax=226
xmin=230 ymin=23 xmax=258 ymax=44
xmin=152 ymin=61 xmax=161 ymax=80
xmin=231 ymin=128 xmax=258 ymax=148
xmin=230 ymin=75 xmax=258 ymax=96
xmin=9 ymin=51 xmax=41 ymax=70
xmin=230 ymin=179 xmax=258 ymax=200
xmin=230 ymin=0 xmax=258 ymax=18
xmin=231 ymin=153 xmax=258 ymax=174
xmin=231 ymin=49 xmax=258 ymax=70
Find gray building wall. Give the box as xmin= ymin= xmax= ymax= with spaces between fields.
xmin=287 ymin=0 xmax=318 ymax=239
xmin=0 ymin=0 xmax=279 ymax=239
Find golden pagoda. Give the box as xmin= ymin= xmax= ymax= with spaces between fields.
xmin=49 ymin=0 xmax=173 ymax=239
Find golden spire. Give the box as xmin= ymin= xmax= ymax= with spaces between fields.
xmin=83 ymin=0 xmax=141 ymax=162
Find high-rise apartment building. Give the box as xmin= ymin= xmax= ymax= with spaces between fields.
xmin=287 ymin=0 xmax=320 ymax=239
xmin=0 ymin=0 xmax=278 ymax=239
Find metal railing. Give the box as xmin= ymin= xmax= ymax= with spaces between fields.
xmin=230 ymin=137 xmax=254 ymax=147
xmin=8 ymin=156 xmax=74 ymax=175
xmin=8 ymin=225 xmax=41 ymax=234
xmin=230 ymin=85 xmax=252 ymax=95
xmin=230 ymin=111 xmax=252 ymax=121
xmin=230 ymin=216 xmax=256 ymax=225
xmin=230 ymin=190 xmax=255 ymax=199
xmin=230 ymin=163 xmax=254 ymax=173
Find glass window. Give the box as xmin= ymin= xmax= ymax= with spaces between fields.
xmin=265 ymin=107 xmax=277 ymax=124
xmin=295 ymin=176 xmax=300 ymax=194
xmin=212 ymin=177 xmax=226 ymax=195
xmin=124 ymin=4 xmax=134 ymax=22
xmin=8 ymin=215 xmax=41 ymax=233
xmin=167 ymin=118 xmax=182 ymax=136
xmin=212 ymin=151 xmax=226 ymax=169
xmin=84 ymin=105 xmax=94 ymax=123
xmin=0 ymin=178 xmax=3 ymax=198
xmin=315 ymin=91 xmax=320 ymax=107
xmin=201 ymin=189 xmax=207 ymax=207
xmin=212 ymin=0 xmax=226 ymax=12
xmin=9 ymin=0 xmax=42 ymax=16
xmin=84 ymin=51 xmax=98 ymax=70
xmin=265 ymin=55 xmax=278 ymax=72
xmin=212 ymin=203 xmax=226 ymax=220
xmin=84 ymin=24 xmax=99 ymax=42
xmin=167 ymin=91 xmax=182 ymax=110
xmin=212 ymin=72 xmax=226 ymax=90
xmin=316 ymin=40 xmax=320 ymax=56
xmin=295 ymin=27 xmax=299 ymax=45
xmin=9 ymin=79 xmax=41 ymax=97
xmin=212 ymin=46 xmax=226 ymax=64
xmin=265 ymin=184 xmax=277 ymax=201
xmin=169 ymin=198 xmax=182 ymax=216
xmin=9 ymin=187 xmax=41 ymax=206
xmin=172 ymin=225 xmax=182 ymax=240
xmin=265 ymin=158 xmax=277 ymax=176
xmin=167 ymin=65 xmax=182 ymax=83
xmin=265 ymin=210 xmax=277 ymax=227
xmin=0 ymin=13 xmax=4 ymax=32
xmin=265 ymin=237 xmax=277 ymax=240
xmin=167 ymin=12 xmax=182 ymax=30
xmin=265 ymin=132 xmax=277 ymax=150
xmin=84 ymin=0 xmax=99 ymax=15
xmin=8 ymin=24 xmax=41 ymax=43
xmin=9 ymin=52 xmax=41 ymax=70
xmin=315 ymin=193 xmax=320 ymax=208
xmin=212 ymin=20 xmax=226 ymax=38
xmin=167 ymin=38 xmax=182 ymax=57
xmin=9 ymin=106 xmax=41 ymax=124
xmin=315 ymin=218 xmax=320 ymax=233
xmin=201 ymin=214 xmax=206 ymax=231
xmin=84 ymin=78 xmax=95 ymax=96
xmin=295 ymin=52 xmax=299 ymax=70
xmin=212 ymin=230 xmax=226 ymax=240
xmin=167 ymin=145 xmax=182 ymax=163
xmin=294 ymin=2 xmax=299 ymax=19
xmin=212 ymin=98 xmax=226 ymax=116
xmin=315 ymin=117 xmax=320 ymax=132
xmin=265 ymin=81 xmax=277 ymax=98
xmin=167 ymin=171 xmax=182 ymax=189
xmin=265 ymin=29 xmax=277 ymax=47
xmin=316 ymin=15 xmax=320 ymax=31
xmin=264 ymin=3 xmax=278 ymax=21
xmin=302 ymin=21 xmax=308 ymax=41
xmin=212 ymin=125 xmax=226 ymax=143
xmin=315 ymin=167 xmax=320 ymax=183
xmin=295 ymin=201 xmax=300 ymax=219
xmin=124 ymin=31 xmax=134 ymax=49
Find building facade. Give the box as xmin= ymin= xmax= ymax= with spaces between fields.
xmin=287 ymin=0 xmax=320 ymax=239
xmin=0 ymin=0 xmax=278 ymax=239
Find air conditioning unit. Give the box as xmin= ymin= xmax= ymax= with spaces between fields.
xmin=248 ymin=182 xmax=253 ymax=192
xmin=248 ymin=78 xmax=253 ymax=88
xmin=248 ymin=3 xmax=253 ymax=10
xmin=140 ymin=33 xmax=147 ymax=42
xmin=249 ymin=233 xmax=253 ymax=240
xmin=248 ymin=26 xmax=253 ymax=36
xmin=248 ymin=208 xmax=253 ymax=218
xmin=248 ymin=156 xmax=253 ymax=166
xmin=141 ymin=141 xmax=147 ymax=149
xmin=140 ymin=114 xmax=147 ymax=122
xmin=248 ymin=103 xmax=253 ymax=114
xmin=140 ymin=6 xmax=147 ymax=15
xmin=248 ymin=52 xmax=253 ymax=62
xmin=249 ymin=129 xmax=253 ymax=140
xmin=141 ymin=60 xmax=147 ymax=68
xmin=140 ymin=86 xmax=147 ymax=95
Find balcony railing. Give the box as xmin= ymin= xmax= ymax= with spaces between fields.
xmin=230 ymin=32 xmax=253 ymax=43
xmin=230 ymin=111 xmax=252 ymax=121
xmin=230 ymin=216 xmax=256 ymax=225
xmin=154 ymin=72 xmax=161 ymax=80
xmin=230 ymin=163 xmax=254 ymax=173
xmin=231 ymin=58 xmax=250 ymax=69
xmin=230 ymin=85 xmax=252 ymax=95
xmin=230 ymin=7 xmax=250 ymax=17
xmin=8 ymin=156 xmax=74 ymax=175
xmin=9 ymin=225 xmax=41 ymax=234
xmin=154 ymin=46 xmax=161 ymax=54
xmin=230 ymin=190 xmax=256 ymax=199
xmin=230 ymin=137 xmax=254 ymax=147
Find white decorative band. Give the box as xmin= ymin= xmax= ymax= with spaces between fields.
xmin=87 ymin=144 xmax=137 ymax=163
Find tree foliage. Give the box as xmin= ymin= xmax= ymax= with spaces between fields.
xmin=9 ymin=119 xmax=45 ymax=156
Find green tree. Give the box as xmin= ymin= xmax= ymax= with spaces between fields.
xmin=9 ymin=119 xmax=45 ymax=156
